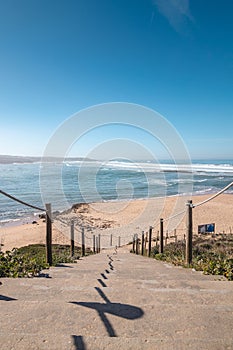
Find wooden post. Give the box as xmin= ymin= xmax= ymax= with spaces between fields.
xmin=110 ymin=234 xmax=113 ymax=246
xmin=159 ymin=218 xmax=164 ymax=254
xmin=166 ymin=230 xmax=168 ymax=245
xmin=156 ymin=231 xmax=159 ymax=247
xmin=81 ymin=227 xmax=85 ymax=257
xmin=118 ymin=236 xmax=121 ymax=248
xmin=96 ymin=236 xmax=99 ymax=253
xmin=174 ymin=229 xmax=177 ymax=244
xmin=141 ymin=231 xmax=144 ymax=256
xmin=46 ymin=203 xmax=52 ymax=266
xmin=136 ymin=234 xmax=139 ymax=255
xmin=186 ymin=200 xmax=193 ymax=265
xmin=98 ymin=234 xmax=101 ymax=253
xmin=70 ymin=220 xmax=74 ymax=257
xmin=145 ymin=232 xmax=148 ymax=251
xmin=132 ymin=234 xmax=135 ymax=253
xmin=93 ymin=234 xmax=96 ymax=253
xmin=148 ymin=226 xmax=152 ymax=257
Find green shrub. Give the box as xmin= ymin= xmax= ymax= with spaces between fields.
xmin=0 ymin=244 xmax=89 ymax=278
xmin=148 ymin=234 xmax=233 ymax=281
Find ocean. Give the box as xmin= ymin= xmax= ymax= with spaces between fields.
xmin=0 ymin=159 xmax=233 ymax=225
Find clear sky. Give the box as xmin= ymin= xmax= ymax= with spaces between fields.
xmin=0 ymin=0 xmax=232 ymax=159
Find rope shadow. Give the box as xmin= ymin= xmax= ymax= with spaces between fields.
xmin=100 ymin=273 xmax=107 ymax=280
xmin=97 ymin=279 xmax=107 ymax=288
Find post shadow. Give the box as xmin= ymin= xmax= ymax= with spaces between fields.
xmin=69 ymin=287 xmax=144 ymax=338
xmin=55 ymin=264 xmax=74 ymax=268
xmin=72 ymin=335 xmax=86 ymax=350
xmin=38 ymin=272 xmax=52 ymax=278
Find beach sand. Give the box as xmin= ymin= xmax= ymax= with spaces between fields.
xmin=1 ymin=193 xmax=233 ymax=252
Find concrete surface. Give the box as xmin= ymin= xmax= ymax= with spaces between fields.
xmin=1 ymin=247 xmax=233 ymax=349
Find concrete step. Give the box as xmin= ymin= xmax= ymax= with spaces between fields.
xmin=1 ymin=247 xmax=233 ymax=350
xmin=0 ymin=334 xmax=232 ymax=350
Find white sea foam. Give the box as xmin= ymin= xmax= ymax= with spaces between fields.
xmin=1 ymin=159 xmax=233 ymax=224
xmin=100 ymin=160 xmax=233 ymax=174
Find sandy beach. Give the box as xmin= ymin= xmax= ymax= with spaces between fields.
xmin=1 ymin=193 xmax=233 ymax=252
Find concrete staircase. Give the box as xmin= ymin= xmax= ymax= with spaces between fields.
xmin=1 ymin=247 xmax=233 ymax=349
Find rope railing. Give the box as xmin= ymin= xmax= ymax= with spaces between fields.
xmin=154 ymin=181 xmax=233 ymax=225
xmin=2 ymin=180 xmax=233 ymax=261
xmin=132 ymin=180 xmax=233 ymax=263
xmin=0 ymin=189 xmax=45 ymax=212
xmin=163 ymin=208 xmax=186 ymax=222
xmin=193 ymin=181 xmax=233 ymax=208
xmin=0 ymin=189 xmax=53 ymax=264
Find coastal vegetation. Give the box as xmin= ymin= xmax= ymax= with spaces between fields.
xmin=151 ymin=234 xmax=233 ymax=281
xmin=0 ymin=244 xmax=89 ymax=278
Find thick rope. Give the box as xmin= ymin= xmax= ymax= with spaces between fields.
xmin=158 ymin=181 xmax=233 ymax=223
xmin=193 ymin=181 xmax=233 ymax=208
xmin=0 ymin=189 xmax=45 ymax=211
xmin=163 ymin=209 xmax=186 ymax=222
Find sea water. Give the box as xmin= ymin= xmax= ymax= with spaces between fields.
xmin=0 ymin=159 xmax=233 ymax=225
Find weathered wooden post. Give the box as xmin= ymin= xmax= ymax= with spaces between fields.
xmin=70 ymin=220 xmax=75 ymax=257
xmin=148 ymin=226 xmax=152 ymax=257
xmin=46 ymin=203 xmax=52 ymax=266
xmin=96 ymin=235 xmax=99 ymax=253
xmin=132 ymin=234 xmax=135 ymax=253
xmin=165 ymin=230 xmax=168 ymax=246
xmin=141 ymin=231 xmax=144 ymax=256
xmin=145 ymin=232 xmax=148 ymax=251
xmin=98 ymin=234 xmax=101 ymax=253
xmin=110 ymin=234 xmax=113 ymax=246
xmin=93 ymin=234 xmax=96 ymax=253
xmin=136 ymin=234 xmax=139 ymax=255
xmin=159 ymin=218 xmax=164 ymax=254
xmin=81 ymin=227 xmax=85 ymax=257
xmin=186 ymin=200 xmax=193 ymax=265
xmin=156 ymin=231 xmax=159 ymax=247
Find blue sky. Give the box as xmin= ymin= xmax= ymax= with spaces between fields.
xmin=0 ymin=0 xmax=232 ymax=159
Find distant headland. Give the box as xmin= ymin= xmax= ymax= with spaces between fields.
xmin=0 ymin=155 xmax=94 ymax=164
